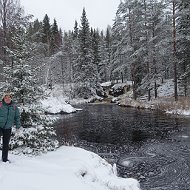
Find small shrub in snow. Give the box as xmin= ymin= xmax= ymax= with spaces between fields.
xmin=10 ymin=125 xmax=59 ymax=155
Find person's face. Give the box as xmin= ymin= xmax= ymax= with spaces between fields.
xmin=4 ymin=95 xmax=12 ymax=104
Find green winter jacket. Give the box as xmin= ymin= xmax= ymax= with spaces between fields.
xmin=0 ymin=100 xmax=21 ymax=129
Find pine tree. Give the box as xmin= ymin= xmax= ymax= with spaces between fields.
xmin=0 ymin=0 xmax=22 ymax=64
xmin=58 ymin=28 xmax=63 ymax=45
xmin=104 ymin=27 xmax=112 ymax=81
xmin=111 ymin=0 xmax=172 ymax=98
xmin=42 ymin=14 xmax=51 ymax=46
xmin=177 ymin=0 xmax=190 ymax=96
xmin=3 ymin=25 xmax=58 ymax=154
xmin=112 ymin=0 xmax=146 ymax=99
xmin=74 ymin=8 xmax=98 ymax=98
xmin=91 ymin=28 xmax=101 ymax=78
xmin=3 ymin=26 xmax=45 ymax=124
xmin=50 ymin=19 xmax=61 ymax=54
xmin=73 ymin=20 xmax=79 ymax=39
xmin=33 ymin=19 xmax=42 ymax=32
xmin=27 ymin=19 xmax=43 ymax=43
xmin=98 ymin=27 xmax=112 ymax=82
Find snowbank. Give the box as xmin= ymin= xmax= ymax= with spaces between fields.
xmin=101 ymin=81 xmax=112 ymax=87
xmin=166 ymin=109 xmax=190 ymax=116
xmin=41 ymin=94 xmax=77 ymax=114
xmin=0 ymin=146 xmax=140 ymax=190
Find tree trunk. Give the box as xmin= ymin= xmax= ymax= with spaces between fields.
xmin=148 ymin=89 xmax=151 ymax=101
xmin=173 ymin=0 xmax=178 ymax=101
xmin=154 ymin=81 xmax=157 ymax=98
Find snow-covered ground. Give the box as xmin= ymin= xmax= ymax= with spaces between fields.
xmin=1 ymin=147 xmax=140 ymax=190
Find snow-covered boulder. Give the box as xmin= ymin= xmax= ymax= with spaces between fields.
xmin=41 ymin=95 xmax=77 ymax=114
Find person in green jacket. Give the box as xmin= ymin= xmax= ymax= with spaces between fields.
xmin=0 ymin=93 xmax=21 ymax=162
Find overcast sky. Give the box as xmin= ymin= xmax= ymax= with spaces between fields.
xmin=20 ymin=0 xmax=121 ymax=31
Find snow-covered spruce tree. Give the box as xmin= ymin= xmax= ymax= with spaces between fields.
xmin=50 ymin=18 xmax=62 ymax=54
xmin=3 ymin=26 xmax=58 ymax=155
xmin=42 ymin=14 xmax=51 ymax=45
xmin=99 ymin=27 xmax=112 ymax=83
xmin=90 ymin=28 xmax=104 ymax=96
xmin=177 ymin=0 xmax=190 ymax=96
xmin=73 ymin=8 xmax=99 ymax=98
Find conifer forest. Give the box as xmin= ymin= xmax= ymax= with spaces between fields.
xmin=0 ymin=0 xmax=190 ymax=101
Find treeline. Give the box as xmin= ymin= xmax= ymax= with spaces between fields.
xmin=0 ymin=0 xmax=190 ymax=101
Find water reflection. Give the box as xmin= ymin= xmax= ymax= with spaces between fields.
xmin=55 ymin=104 xmax=184 ymax=145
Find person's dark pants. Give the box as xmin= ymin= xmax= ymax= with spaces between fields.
xmin=0 ymin=128 xmax=12 ymax=162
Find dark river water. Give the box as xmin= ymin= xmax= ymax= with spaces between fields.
xmin=54 ymin=104 xmax=190 ymax=190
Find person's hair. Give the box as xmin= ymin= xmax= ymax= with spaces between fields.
xmin=2 ymin=93 xmax=13 ymax=100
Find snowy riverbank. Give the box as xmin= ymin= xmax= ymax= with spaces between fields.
xmin=40 ymin=79 xmax=190 ymax=117
xmin=119 ymin=95 xmax=190 ymax=115
xmin=117 ymin=79 xmax=190 ymax=116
